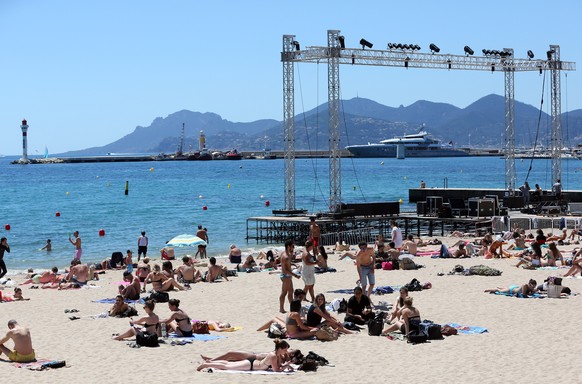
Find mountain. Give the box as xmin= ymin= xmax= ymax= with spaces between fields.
xmin=65 ymin=94 xmax=581 ymax=155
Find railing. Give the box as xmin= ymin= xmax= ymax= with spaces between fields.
xmin=320 ymin=227 xmax=375 ymax=246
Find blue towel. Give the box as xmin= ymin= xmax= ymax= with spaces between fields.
xmin=168 ymin=333 xmax=224 ymax=342
xmin=92 ymin=298 xmax=144 ymax=304
xmin=328 ymin=285 xmax=398 ymax=295
xmin=493 ymin=291 xmax=542 ymax=298
xmin=446 ymin=323 xmax=488 ymax=334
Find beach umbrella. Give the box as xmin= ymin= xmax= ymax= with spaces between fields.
xmin=166 ymin=234 xmax=207 ymax=248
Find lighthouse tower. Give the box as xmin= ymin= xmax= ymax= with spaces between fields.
xmin=20 ymin=119 xmax=29 ymax=163
xmin=199 ymin=130 xmax=206 ymax=151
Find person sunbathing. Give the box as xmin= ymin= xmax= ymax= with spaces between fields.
xmin=547 ymin=229 xmax=568 ymax=243
xmin=563 ymin=248 xmax=582 ymax=277
xmin=507 ymin=232 xmax=527 ymax=251
xmin=381 ymin=296 xmax=421 ymax=338
xmin=143 ymin=264 xmax=186 ymax=292
xmin=21 ymin=267 xmax=59 ymax=285
xmin=197 ymin=339 xmax=294 ymax=372
xmin=486 ymin=238 xmax=511 ymax=258
xmin=176 ymin=256 xmax=202 ymax=284
xmin=109 ymin=295 xmax=129 ymax=317
xmin=162 ymin=261 xmax=175 ymax=279
xmin=285 ymin=300 xmax=317 ymax=339
xmin=237 ymin=255 xmax=257 ymax=272
xmin=484 ymin=279 xmax=538 ymax=297
xmin=515 ymin=243 xmax=543 ymax=268
xmin=162 ymin=299 xmax=193 ymax=337
xmin=113 ymin=300 xmax=159 ymax=340
xmin=388 ymin=287 xmax=409 ymax=323
xmin=118 ymin=271 xmax=141 ymax=300
xmin=306 ymin=294 xmax=352 ymax=335
xmin=545 ymin=242 xmax=565 ymax=266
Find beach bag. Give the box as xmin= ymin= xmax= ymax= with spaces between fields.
xmin=468 ymin=265 xmax=502 ymax=276
xmin=382 ymin=261 xmax=394 ymax=270
xmin=400 ymin=257 xmax=417 ymax=270
xmin=315 ymin=325 xmax=338 ymax=341
xmin=441 ymin=325 xmax=458 ymax=336
xmin=367 ymin=312 xmax=385 ymax=336
xmin=120 ymin=306 xmax=138 ymax=318
xmin=404 ymin=278 xmax=423 ymax=292
xmin=135 ymin=331 xmax=159 ymax=347
xmin=298 ymin=360 xmax=318 ymax=372
xmin=192 ymin=321 xmax=210 ymax=334
xmin=305 ymin=351 xmax=329 ymax=366
xmin=267 ymin=323 xmax=286 ymax=339
xmin=149 ymin=291 xmax=169 ymax=303
xmin=420 ymin=320 xmax=443 ymax=340
xmin=337 ymin=298 xmax=348 ymax=314
xmin=407 ymin=329 xmax=428 ymax=344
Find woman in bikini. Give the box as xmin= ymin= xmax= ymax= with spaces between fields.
xmin=143 ymin=264 xmax=186 ymax=293
xmin=197 ymin=339 xmax=294 ymax=372
xmin=162 ymin=298 xmax=193 ymax=337
xmin=484 ymin=279 xmax=538 ymax=297
xmin=306 ymin=293 xmax=353 ymax=334
xmin=388 ymin=286 xmax=409 ymax=323
xmin=113 ymin=300 xmax=160 ymax=340
xmin=381 ymin=296 xmax=421 ymax=337
xmin=545 ymin=242 xmax=565 ymax=266
xmin=285 ymin=300 xmax=317 ymax=339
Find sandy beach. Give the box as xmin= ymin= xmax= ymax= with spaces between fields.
xmin=1 ymin=235 xmax=581 ymax=384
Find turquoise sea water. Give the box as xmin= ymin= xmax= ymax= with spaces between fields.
xmin=0 ymin=155 xmax=580 ymax=273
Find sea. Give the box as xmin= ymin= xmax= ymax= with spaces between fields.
xmin=1 ymin=154 xmax=580 ymax=273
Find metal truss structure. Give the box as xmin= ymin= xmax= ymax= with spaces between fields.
xmin=282 ymin=30 xmax=575 ymax=212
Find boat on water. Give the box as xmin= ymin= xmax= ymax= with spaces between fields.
xmin=225 ymin=149 xmax=243 ymax=160
xmin=345 ymin=130 xmax=469 ymax=158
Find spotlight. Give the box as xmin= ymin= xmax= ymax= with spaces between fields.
xmin=387 ymin=43 xmax=394 ymax=49
xmin=464 ymin=46 xmax=474 ymax=55
xmin=482 ymin=49 xmax=489 ymax=55
xmin=403 ymin=44 xmax=409 ymax=50
xmin=429 ymin=43 xmax=440 ymax=53
xmin=414 ymin=44 xmax=421 ymax=50
xmin=547 ymin=50 xmax=554 ymax=60
xmin=491 ymin=64 xmax=495 ymax=72
xmin=292 ymin=41 xmax=300 ymax=51
xmin=527 ymin=50 xmax=534 ymax=59
xmin=338 ymin=36 xmax=345 ymax=49
xmin=447 ymin=59 xmax=451 ymax=70
xmin=404 ymin=57 xmax=410 ymax=68
xmin=351 ymin=53 xmax=355 ymax=65
xmin=360 ymin=38 xmax=373 ymax=49
xmin=396 ymin=43 xmax=402 ymax=49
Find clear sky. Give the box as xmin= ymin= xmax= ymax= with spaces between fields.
xmin=1 ymin=0 xmax=580 ymax=154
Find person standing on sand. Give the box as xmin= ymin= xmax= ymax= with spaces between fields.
xmin=0 ymin=237 xmax=10 ymax=279
xmin=0 ymin=320 xmax=35 ymax=363
xmin=196 ymin=225 xmax=208 ymax=258
xmin=356 ymin=241 xmax=376 ymax=299
xmin=390 ymin=220 xmax=403 ymax=249
xmin=279 ymin=240 xmax=300 ymax=313
xmin=301 ymin=241 xmax=317 ymax=303
xmin=69 ymin=231 xmax=82 ymax=262
xmin=137 ymin=231 xmax=148 ymax=261
xmin=309 ymin=217 xmax=321 ymax=256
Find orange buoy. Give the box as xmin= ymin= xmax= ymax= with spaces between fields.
xmin=265 ymin=200 xmax=270 ymax=207
xmin=55 ymin=212 xmax=61 ymax=217
xmin=202 ymin=206 xmax=208 ymax=211
xmin=4 ymin=224 xmax=10 ymax=231
xmin=98 ymin=229 xmax=106 ymax=236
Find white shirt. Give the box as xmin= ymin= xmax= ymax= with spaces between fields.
xmin=391 ymin=226 xmax=403 ymax=248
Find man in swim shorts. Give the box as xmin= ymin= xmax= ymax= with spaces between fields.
xmin=356 ymin=241 xmax=376 ymax=298
xmin=137 ymin=231 xmax=148 ymax=261
xmin=69 ymin=231 xmax=82 ymax=262
xmin=0 ymin=320 xmax=35 ymax=363
xmin=309 ymin=217 xmax=321 ymax=256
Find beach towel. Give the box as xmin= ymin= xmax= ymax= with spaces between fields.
xmin=92 ymin=298 xmax=144 ymax=304
xmin=328 ymin=286 xmax=399 ymax=295
xmin=445 ymin=323 xmax=488 ymax=334
xmin=168 ymin=333 xmax=225 ymax=342
xmin=493 ymin=291 xmax=543 ymax=299
xmin=11 ymin=358 xmax=67 ymax=370
xmin=205 ymin=369 xmax=294 ymax=375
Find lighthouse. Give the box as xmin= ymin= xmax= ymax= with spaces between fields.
xmin=20 ymin=119 xmax=29 ymax=163
xmin=199 ymin=130 xmax=206 ymax=151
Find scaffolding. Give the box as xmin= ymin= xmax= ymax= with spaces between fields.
xmin=281 ymin=30 xmax=575 ymax=212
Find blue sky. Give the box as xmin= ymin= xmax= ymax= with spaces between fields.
xmin=1 ymin=0 xmax=579 ymax=154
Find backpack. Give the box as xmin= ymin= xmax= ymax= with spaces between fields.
xmin=400 ymin=257 xmax=417 ymax=270
xmin=382 ymin=261 xmax=394 ymax=270
xmin=337 ymin=298 xmax=348 ymax=314
xmin=407 ymin=318 xmax=428 ymax=344
xmin=367 ymin=312 xmax=386 ymax=336
xmin=267 ymin=323 xmax=286 ymax=339
xmin=135 ymin=331 xmax=159 ymax=347
xmin=420 ymin=320 xmax=443 ymax=340
xmin=404 ymin=278 xmax=423 ymax=292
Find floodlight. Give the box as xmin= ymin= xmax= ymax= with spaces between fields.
xmin=292 ymin=41 xmax=300 ymax=51
xmin=429 ymin=43 xmax=440 ymax=53
xmin=527 ymin=50 xmax=534 ymax=59
xmin=338 ymin=36 xmax=345 ymax=49
xmin=360 ymin=38 xmax=373 ymax=49
xmin=464 ymin=46 xmax=474 ymax=55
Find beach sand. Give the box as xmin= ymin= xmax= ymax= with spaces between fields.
xmin=1 ymin=236 xmax=581 ymax=384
